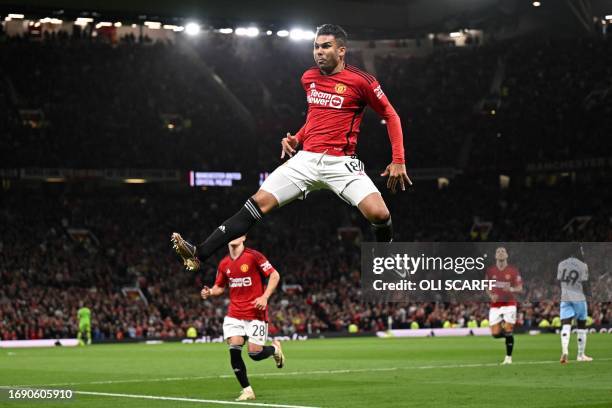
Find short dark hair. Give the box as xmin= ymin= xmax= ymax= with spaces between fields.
xmin=315 ymin=24 xmax=348 ymax=46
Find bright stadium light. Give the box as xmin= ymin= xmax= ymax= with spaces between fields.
xmin=185 ymin=22 xmax=200 ymax=36
xmin=75 ymin=17 xmax=92 ymax=26
xmin=114 ymin=22 xmax=122 ymax=27
xmin=245 ymin=27 xmax=259 ymax=37
xmin=449 ymin=31 xmax=462 ymax=38
xmin=276 ymin=30 xmax=289 ymax=37
xmin=266 ymin=30 xmax=273 ymax=35
xmin=144 ymin=21 xmax=162 ymax=30
xmin=605 ymin=14 xmax=612 ymax=20
xmin=303 ymin=30 xmax=315 ymax=40
xmin=95 ymin=22 xmax=112 ymax=29
xmin=235 ymin=27 xmax=247 ymax=36
xmin=8 ymin=13 xmax=24 ymax=19
xmin=532 ymin=1 xmax=541 ymax=7
xmin=40 ymin=17 xmax=62 ymax=24
xmin=219 ymin=28 xmax=233 ymax=34
xmin=289 ymin=28 xmax=305 ymax=40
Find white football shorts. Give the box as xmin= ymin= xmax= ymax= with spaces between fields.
xmin=488 ymin=305 xmax=517 ymax=325
xmin=223 ymin=316 xmax=268 ymax=346
xmin=260 ymin=150 xmax=380 ymax=207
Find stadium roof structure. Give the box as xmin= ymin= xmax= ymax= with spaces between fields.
xmin=2 ymin=0 xmax=612 ymax=38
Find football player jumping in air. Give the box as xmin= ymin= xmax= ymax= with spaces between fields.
xmin=172 ymin=23 xmax=410 ymax=271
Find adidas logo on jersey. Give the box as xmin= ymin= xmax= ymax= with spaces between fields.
xmin=219 ymin=225 xmax=226 ymax=233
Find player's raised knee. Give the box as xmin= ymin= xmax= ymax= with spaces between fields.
xmin=251 ymin=190 xmax=278 ymax=214
xmin=370 ymin=208 xmax=391 ymax=224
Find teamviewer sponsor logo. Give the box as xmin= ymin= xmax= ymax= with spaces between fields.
xmin=229 ymin=277 xmax=252 ymax=288
xmin=307 ymin=89 xmax=344 ymax=109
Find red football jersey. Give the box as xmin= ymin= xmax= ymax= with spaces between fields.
xmin=214 ymin=248 xmax=277 ymax=321
xmin=295 ymin=64 xmax=405 ymax=164
xmin=485 ymin=264 xmax=522 ymax=307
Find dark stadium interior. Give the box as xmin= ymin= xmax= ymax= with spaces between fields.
xmin=1 ymin=1 xmax=612 ymax=343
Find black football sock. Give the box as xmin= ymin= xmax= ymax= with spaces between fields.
xmin=492 ymin=328 xmax=505 ymax=339
xmin=229 ymin=345 xmax=250 ymax=388
xmin=505 ymin=334 xmax=514 ymax=356
xmin=248 ymin=346 xmax=275 ymax=361
xmin=197 ymin=198 xmax=263 ymax=260
xmin=371 ymin=217 xmax=393 ymax=242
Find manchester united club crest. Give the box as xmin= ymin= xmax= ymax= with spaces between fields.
xmin=240 ymin=264 xmax=249 ymax=273
xmin=335 ymin=83 xmax=347 ymax=94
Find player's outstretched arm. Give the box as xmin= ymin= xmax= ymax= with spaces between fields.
xmin=201 ymin=285 xmax=224 ymax=299
xmin=362 ymin=78 xmax=412 ymax=193
xmin=281 ymin=133 xmax=299 ymax=159
xmin=253 ymin=271 xmax=280 ymax=310
xmin=381 ymin=163 xmax=412 ymax=194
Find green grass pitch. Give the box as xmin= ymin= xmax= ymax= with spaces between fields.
xmin=1 ymin=334 xmax=611 ymax=407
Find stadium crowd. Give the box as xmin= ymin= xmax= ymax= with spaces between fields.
xmin=1 ymin=181 xmax=611 ymax=341
xmin=1 ymin=29 xmax=611 ymax=341
xmin=1 ymin=31 xmax=611 ymax=172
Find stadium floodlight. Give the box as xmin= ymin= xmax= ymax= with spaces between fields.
xmin=235 ymin=27 xmax=247 ymax=36
xmin=124 ymin=178 xmax=147 ymax=184
xmin=266 ymin=30 xmax=273 ymax=35
xmin=40 ymin=17 xmax=62 ymax=24
xmin=449 ymin=31 xmax=462 ymax=38
xmin=245 ymin=27 xmax=259 ymax=37
xmin=303 ymin=30 xmax=315 ymax=40
xmin=144 ymin=21 xmax=162 ymax=30
xmin=532 ymin=1 xmax=541 ymax=6
xmin=95 ymin=22 xmax=112 ymax=29
xmin=605 ymin=15 xmax=612 ymax=20
xmin=8 ymin=13 xmax=24 ymax=19
xmin=219 ymin=28 xmax=233 ymax=34
xmin=114 ymin=22 xmax=122 ymax=27
xmin=75 ymin=17 xmax=92 ymax=26
xmin=185 ymin=22 xmax=200 ymax=36
xmin=289 ymin=28 xmax=305 ymax=40
xmin=276 ymin=30 xmax=289 ymax=37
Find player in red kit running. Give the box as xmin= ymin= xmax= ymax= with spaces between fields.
xmin=201 ymin=235 xmax=284 ymax=401
xmin=485 ymin=247 xmax=523 ymax=365
xmin=171 ymin=24 xmax=411 ymax=271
